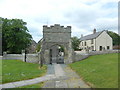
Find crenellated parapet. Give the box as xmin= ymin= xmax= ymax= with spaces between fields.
xmin=43 ymin=24 xmax=71 ymax=33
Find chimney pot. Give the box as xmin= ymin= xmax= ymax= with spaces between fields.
xmin=93 ymin=28 xmax=96 ymax=34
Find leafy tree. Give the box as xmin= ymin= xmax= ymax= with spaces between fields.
xmin=71 ymin=36 xmax=80 ymax=50
xmin=36 ymin=43 xmax=41 ymax=52
xmin=2 ymin=18 xmax=32 ymax=54
xmin=107 ymin=31 xmax=120 ymax=46
xmin=36 ymin=39 xmax=43 ymax=52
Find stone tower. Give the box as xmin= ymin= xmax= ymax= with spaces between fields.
xmin=40 ymin=24 xmax=73 ymax=64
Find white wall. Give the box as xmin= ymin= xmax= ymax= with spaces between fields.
xmin=79 ymin=39 xmax=96 ymax=51
xmin=96 ymin=31 xmax=113 ymax=51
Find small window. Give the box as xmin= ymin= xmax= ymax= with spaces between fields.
xmin=85 ymin=42 xmax=87 ymax=46
xmin=82 ymin=42 xmax=83 ymax=46
xmin=91 ymin=39 xmax=94 ymax=44
xmin=107 ymin=46 xmax=110 ymax=50
xmin=91 ymin=46 xmax=94 ymax=50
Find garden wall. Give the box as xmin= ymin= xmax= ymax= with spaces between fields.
xmin=26 ymin=54 xmax=39 ymax=63
xmin=74 ymin=50 xmax=119 ymax=62
xmin=2 ymin=53 xmax=40 ymax=64
xmin=0 ymin=56 xmax=2 ymax=60
xmin=2 ymin=54 xmax=23 ymax=60
xmin=88 ymin=50 xmax=119 ymax=55
xmin=74 ymin=52 xmax=89 ymax=62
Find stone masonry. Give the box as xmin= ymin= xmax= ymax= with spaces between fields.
xmin=40 ymin=24 xmax=74 ymax=64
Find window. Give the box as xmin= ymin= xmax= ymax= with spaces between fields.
xmin=85 ymin=42 xmax=87 ymax=46
xmin=99 ymin=46 xmax=102 ymax=51
xmin=91 ymin=39 xmax=94 ymax=44
xmin=82 ymin=42 xmax=83 ymax=46
xmin=91 ymin=46 xmax=94 ymax=50
xmin=107 ymin=46 xmax=110 ymax=50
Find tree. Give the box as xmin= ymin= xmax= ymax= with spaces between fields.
xmin=2 ymin=18 xmax=32 ymax=54
xmin=71 ymin=36 xmax=80 ymax=50
xmin=107 ymin=31 xmax=120 ymax=46
xmin=36 ymin=39 xmax=43 ymax=52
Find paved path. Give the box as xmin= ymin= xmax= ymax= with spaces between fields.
xmin=43 ymin=64 xmax=91 ymax=88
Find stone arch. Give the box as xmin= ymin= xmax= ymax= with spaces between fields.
xmin=40 ymin=24 xmax=74 ymax=64
xmin=48 ymin=44 xmax=66 ymax=64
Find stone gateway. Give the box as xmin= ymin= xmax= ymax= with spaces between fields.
xmin=40 ymin=24 xmax=74 ymax=64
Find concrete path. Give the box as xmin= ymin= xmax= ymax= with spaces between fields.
xmin=43 ymin=64 xmax=91 ymax=88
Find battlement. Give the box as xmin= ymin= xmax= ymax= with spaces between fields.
xmin=43 ymin=24 xmax=71 ymax=33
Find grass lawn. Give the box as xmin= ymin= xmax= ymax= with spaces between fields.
xmin=2 ymin=60 xmax=47 ymax=84
xmin=0 ymin=59 xmax=2 ymax=84
xmin=69 ymin=53 xmax=118 ymax=88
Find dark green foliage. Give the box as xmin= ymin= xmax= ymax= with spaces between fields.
xmin=71 ymin=36 xmax=80 ymax=50
xmin=1 ymin=18 xmax=32 ymax=53
xmin=36 ymin=39 xmax=42 ymax=52
xmin=59 ymin=45 xmax=64 ymax=52
xmin=36 ymin=43 xmax=41 ymax=52
xmin=107 ymin=31 xmax=120 ymax=46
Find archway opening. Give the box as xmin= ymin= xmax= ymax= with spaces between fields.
xmin=49 ymin=44 xmax=65 ymax=64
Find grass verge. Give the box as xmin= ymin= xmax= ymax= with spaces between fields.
xmin=69 ymin=53 xmax=118 ymax=88
xmin=2 ymin=60 xmax=47 ymax=84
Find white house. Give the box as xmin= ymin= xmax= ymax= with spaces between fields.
xmin=79 ymin=29 xmax=113 ymax=51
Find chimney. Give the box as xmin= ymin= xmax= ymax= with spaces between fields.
xmin=93 ymin=28 xmax=96 ymax=34
xmin=81 ymin=34 xmax=83 ymax=38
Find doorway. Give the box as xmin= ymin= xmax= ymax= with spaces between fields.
xmin=49 ymin=45 xmax=64 ymax=64
xmin=99 ymin=46 xmax=102 ymax=51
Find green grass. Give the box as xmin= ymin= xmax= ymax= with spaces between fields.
xmin=2 ymin=60 xmax=47 ymax=84
xmin=69 ymin=53 xmax=118 ymax=88
xmin=0 ymin=59 xmax=2 ymax=84
xmin=18 ymin=82 xmax=44 ymax=88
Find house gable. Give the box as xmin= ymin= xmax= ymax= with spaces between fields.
xmin=96 ymin=31 xmax=113 ymax=51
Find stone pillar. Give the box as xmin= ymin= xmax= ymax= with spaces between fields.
xmin=3 ymin=52 xmax=7 ymax=60
xmin=38 ymin=52 xmax=41 ymax=64
xmin=22 ymin=50 xmax=25 ymax=62
xmin=67 ymin=48 xmax=74 ymax=64
xmin=68 ymin=40 xmax=74 ymax=64
xmin=64 ymin=40 xmax=74 ymax=64
xmin=44 ymin=50 xmax=50 ymax=64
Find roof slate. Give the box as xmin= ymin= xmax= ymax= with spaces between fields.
xmin=80 ymin=31 xmax=104 ymax=41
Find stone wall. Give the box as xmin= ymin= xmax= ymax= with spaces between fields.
xmin=74 ymin=53 xmax=89 ymax=62
xmin=2 ymin=54 xmax=23 ymax=60
xmin=88 ymin=50 xmax=119 ymax=55
xmin=26 ymin=54 xmax=39 ymax=63
xmin=2 ymin=53 xmax=40 ymax=64
xmin=74 ymin=50 xmax=119 ymax=62
xmin=0 ymin=56 xmax=2 ymax=60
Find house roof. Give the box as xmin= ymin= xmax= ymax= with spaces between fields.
xmin=80 ymin=31 xmax=104 ymax=41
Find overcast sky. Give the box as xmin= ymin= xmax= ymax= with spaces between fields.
xmin=0 ymin=0 xmax=118 ymax=42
